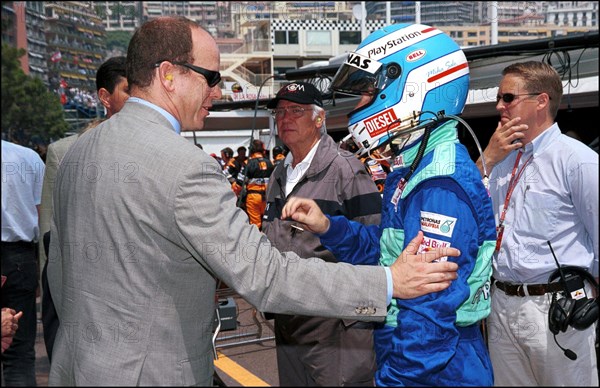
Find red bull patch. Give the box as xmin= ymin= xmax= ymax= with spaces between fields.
xmin=417 ymin=235 xmax=451 ymax=262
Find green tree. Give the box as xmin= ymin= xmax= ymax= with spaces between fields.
xmin=1 ymin=44 xmax=68 ymax=145
xmin=106 ymin=30 xmax=133 ymax=53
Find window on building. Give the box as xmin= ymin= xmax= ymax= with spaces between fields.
xmin=274 ymin=31 xmax=286 ymax=44
xmin=274 ymin=30 xmax=298 ymax=44
xmin=306 ymin=30 xmax=331 ymax=45
xmin=274 ymin=66 xmax=295 ymax=75
xmin=340 ymin=31 xmax=361 ymax=44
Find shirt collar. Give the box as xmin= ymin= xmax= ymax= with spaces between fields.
xmin=284 ymin=138 xmax=322 ymax=169
xmin=127 ymin=97 xmax=181 ymax=134
xmin=522 ymin=122 xmax=560 ymax=157
xmin=283 ymin=139 xmax=322 ymax=196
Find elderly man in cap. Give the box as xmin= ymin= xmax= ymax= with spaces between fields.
xmin=262 ymin=82 xmax=383 ymax=386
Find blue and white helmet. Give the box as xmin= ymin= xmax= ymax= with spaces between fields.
xmin=331 ymin=23 xmax=469 ymax=157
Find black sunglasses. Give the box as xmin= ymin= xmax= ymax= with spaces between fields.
xmin=154 ymin=60 xmax=221 ymax=88
xmin=496 ymin=92 xmax=548 ymax=103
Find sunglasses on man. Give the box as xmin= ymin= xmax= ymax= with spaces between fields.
xmin=154 ymin=60 xmax=221 ymax=88
xmin=496 ymin=92 xmax=549 ymax=104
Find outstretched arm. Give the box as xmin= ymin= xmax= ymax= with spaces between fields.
xmin=282 ymin=198 xmax=459 ymax=299
xmin=281 ymin=196 xmax=330 ymax=234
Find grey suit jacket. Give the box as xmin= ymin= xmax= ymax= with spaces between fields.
xmin=38 ymin=134 xmax=79 ymax=272
xmin=47 ymin=101 xmax=388 ymax=386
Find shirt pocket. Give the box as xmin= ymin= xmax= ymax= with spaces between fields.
xmin=514 ymin=191 xmax=560 ymax=240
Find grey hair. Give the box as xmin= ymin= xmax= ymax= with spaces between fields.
xmin=312 ymin=105 xmax=327 ymax=136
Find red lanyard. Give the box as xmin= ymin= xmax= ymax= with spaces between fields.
xmin=495 ymin=151 xmax=533 ymax=252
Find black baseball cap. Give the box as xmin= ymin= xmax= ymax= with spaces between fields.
xmin=267 ymin=82 xmax=323 ymax=108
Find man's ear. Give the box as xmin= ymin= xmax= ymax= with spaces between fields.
xmin=537 ymin=92 xmax=551 ymax=111
xmin=155 ymin=61 xmax=176 ymax=89
xmin=98 ymin=87 xmax=111 ymax=111
xmin=316 ymin=116 xmax=323 ymax=127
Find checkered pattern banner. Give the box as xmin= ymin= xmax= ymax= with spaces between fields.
xmin=271 ymin=19 xmax=391 ymax=49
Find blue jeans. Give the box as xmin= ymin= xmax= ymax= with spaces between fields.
xmin=1 ymin=241 xmax=38 ymax=386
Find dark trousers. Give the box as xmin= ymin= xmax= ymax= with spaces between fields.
xmin=41 ymin=259 xmax=58 ymax=363
xmin=1 ymin=241 xmax=38 ymax=386
xmin=41 ymin=231 xmax=58 ymax=363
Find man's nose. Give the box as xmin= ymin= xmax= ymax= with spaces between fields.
xmin=211 ymin=86 xmax=223 ymax=99
xmin=496 ymin=99 xmax=506 ymax=112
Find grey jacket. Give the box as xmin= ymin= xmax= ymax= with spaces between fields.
xmin=47 ymin=102 xmax=388 ymax=386
xmin=39 ymin=134 xmax=79 ymax=272
xmin=263 ymin=134 xmax=382 ymax=263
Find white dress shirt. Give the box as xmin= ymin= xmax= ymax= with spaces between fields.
xmin=489 ymin=123 xmax=599 ymax=283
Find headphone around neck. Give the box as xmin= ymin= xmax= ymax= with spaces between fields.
xmin=548 ymin=266 xmax=599 ymax=334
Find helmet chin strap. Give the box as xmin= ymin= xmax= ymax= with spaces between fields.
xmin=366 ymin=111 xmax=435 ymax=161
xmin=338 ymin=111 xmax=446 ymax=165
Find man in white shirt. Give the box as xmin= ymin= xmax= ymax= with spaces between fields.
xmin=477 ymin=61 xmax=598 ymax=386
xmin=1 ymin=139 xmax=45 ymax=386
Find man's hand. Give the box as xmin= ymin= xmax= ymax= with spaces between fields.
xmin=1 ymin=308 xmax=23 ymax=353
xmin=390 ymin=231 xmax=460 ymax=299
xmin=281 ymin=197 xmax=330 ymax=234
xmin=1 ymin=335 xmax=13 ymax=353
xmin=1 ymin=308 xmax=22 ymax=336
xmin=477 ymin=117 xmax=528 ymax=177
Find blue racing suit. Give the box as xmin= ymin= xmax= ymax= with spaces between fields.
xmin=319 ymin=122 xmax=496 ymax=386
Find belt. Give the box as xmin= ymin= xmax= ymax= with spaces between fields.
xmin=495 ymin=280 xmax=564 ymax=297
xmin=1 ymin=240 xmax=35 ymax=247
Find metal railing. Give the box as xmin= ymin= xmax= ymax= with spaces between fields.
xmin=212 ymin=284 xmax=275 ymax=352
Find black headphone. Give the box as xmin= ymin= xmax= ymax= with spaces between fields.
xmin=548 ymin=266 xmax=599 ymax=335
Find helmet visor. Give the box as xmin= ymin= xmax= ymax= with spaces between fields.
xmin=330 ymin=52 xmax=383 ymax=96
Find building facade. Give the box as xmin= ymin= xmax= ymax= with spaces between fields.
xmin=44 ymin=2 xmax=106 ymax=95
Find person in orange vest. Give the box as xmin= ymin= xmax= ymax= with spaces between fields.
xmin=220 ymin=147 xmax=233 ymax=171
xmin=233 ymin=139 xmax=273 ymax=229
xmin=271 ymin=145 xmax=287 ymax=168
xmin=344 ymin=141 xmax=390 ymax=195
xmin=223 ymin=148 xmax=243 ymax=194
xmin=235 ymin=145 xmax=247 ymax=166
xmin=360 ymin=151 xmax=391 ymax=194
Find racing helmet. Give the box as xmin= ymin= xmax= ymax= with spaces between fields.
xmin=331 ymin=23 xmax=469 ymax=157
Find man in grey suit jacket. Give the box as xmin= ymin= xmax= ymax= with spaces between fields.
xmin=47 ymin=17 xmax=460 ymax=386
